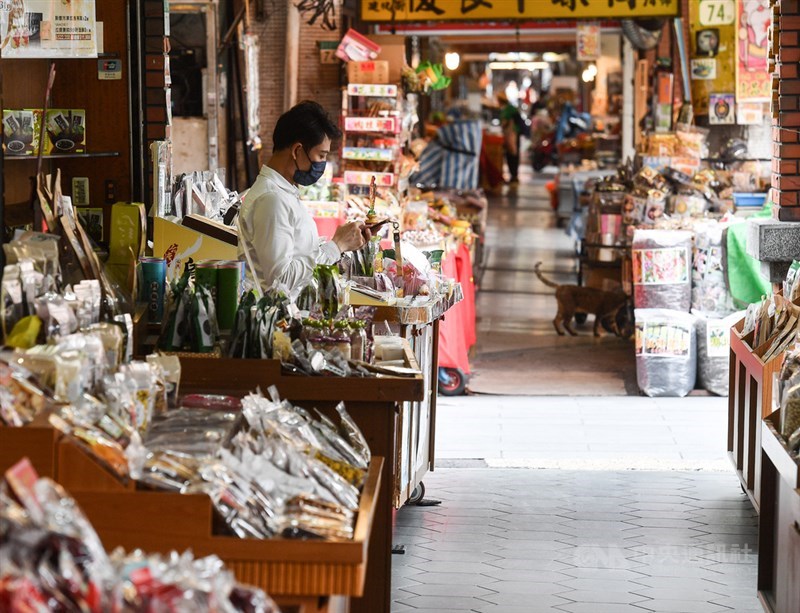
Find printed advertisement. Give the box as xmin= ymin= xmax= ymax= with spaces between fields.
xmin=736 ymin=0 xmax=771 ymax=102
xmin=1 ymin=0 xmax=97 ymax=59
xmin=736 ymin=101 xmax=764 ymax=124
xmin=576 ymin=22 xmax=600 ymax=61
xmin=709 ymin=93 xmax=735 ymax=124
xmin=632 ymin=247 xmax=690 ymax=286
xmin=635 ymin=321 xmax=692 ymax=357
xmin=707 ymin=321 xmax=730 ymax=357
xmin=691 ymin=58 xmax=717 ymax=81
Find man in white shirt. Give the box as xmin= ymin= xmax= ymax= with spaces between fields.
xmin=238 ymin=101 xmax=369 ymax=295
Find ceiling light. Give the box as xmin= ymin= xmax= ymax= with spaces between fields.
xmin=445 ymin=52 xmax=460 ymax=71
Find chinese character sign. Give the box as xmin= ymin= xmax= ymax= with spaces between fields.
xmin=361 ymin=0 xmax=678 ymax=22
xmin=1 ymin=0 xmax=97 ymax=59
xmin=735 ymin=0 xmax=771 ymax=102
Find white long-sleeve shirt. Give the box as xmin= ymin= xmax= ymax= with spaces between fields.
xmin=237 ymin=166 xmax=340 ymax=295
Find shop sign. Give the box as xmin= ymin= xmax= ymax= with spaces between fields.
xmin=347 ymin=83 xmax=398 ymax=97
xmin=360 ymin=0 xmax=679 ymax=23
xmin=698 ymin=0 xmax=735 ymax=26
xmin=576 ymin=22 xmax=600 ymax=61
xmin=342 ymin=146 xmax=396 ymax=162
xmin=1 ymin=0 xmax=97 ymax=59
xmin=344 ymin=116 xmax=399 ymax=133
xmin=98 ymin=59 xmax=122 ymax=81
xmin=344 ymin=171 xmax=395 ymax=186
xmin=735 ymin=0 xmax=771 ymax=103
xmin=319 ymin=41 xmax=338 ymax=64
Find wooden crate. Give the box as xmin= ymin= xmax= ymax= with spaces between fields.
xmin=728 ymin=321 xmax=785 ymax=512
xmin=178 ymin=356 xmax=424 ymax=613
xmin=59 ymin=439 xmax=383 ymax=611
xmin=757 ymin=411 xmax=800 ymax=613
xmin=0 ymin=420 xmax=59 ymax=478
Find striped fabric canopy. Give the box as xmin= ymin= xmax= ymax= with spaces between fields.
xmin=412 ymin=120 xmax=483 ymax=190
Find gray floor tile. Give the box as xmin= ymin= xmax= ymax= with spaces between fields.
xmin=555 ymin=604 xmax=654 ymax=613
xmin=557 ymin=589 xmax=646 ymax=604
xmin=401 ymin=583 xmax=496 ymax=598
xmin=634 ymin=600 xmax=728 ymax=613
xmin=393 ymin=595 xmax=484 ymax=610
xmin=475 ymin=593 xmax=574 ymax=607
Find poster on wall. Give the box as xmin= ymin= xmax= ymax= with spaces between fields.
xmin=576 ymin=22 xmax=600 ymax=61
xmin=0 ymin=0 xmax=97 ymax=59
xmin=709 ymin=93 xmax=736 ymax=124
xmin=735 ymin=0 xmax=771 ymax=102
xmin=691 ymin=59 xmax=717 ymax=80
xmin=737 ymin=101 xmax=764 ymax=124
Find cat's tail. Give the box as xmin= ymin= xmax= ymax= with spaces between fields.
xmin=534 ymin=262 xmax=558 ymax=288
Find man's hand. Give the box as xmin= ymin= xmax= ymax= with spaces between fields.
xmin=332 ymin=221 xmax=370 ymax=253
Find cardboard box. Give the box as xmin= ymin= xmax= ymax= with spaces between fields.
xmin=3 ymin=109 xmax=42 ymax=155
xmin=367 ymin=35 xmax=406 ymax=84
xmin=347 ymin=61 xmax=389 ymax=85
xmin=44 ymin=109 xmax=86 ymax=154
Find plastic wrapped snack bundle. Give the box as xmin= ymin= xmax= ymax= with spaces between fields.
xmin=635 ymin=309 xmax=697 ymax=397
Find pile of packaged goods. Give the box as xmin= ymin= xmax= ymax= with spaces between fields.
xmin=0 ymin=459 xmax=277 ymax=612
xmin=2 ymin=343 xmax=372 ymax=541
xmin=582 ymin=138 xmax=767 ymax=397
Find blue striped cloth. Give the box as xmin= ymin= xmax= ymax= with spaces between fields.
xmin=413 ymin=120 xmax=483 ymax=190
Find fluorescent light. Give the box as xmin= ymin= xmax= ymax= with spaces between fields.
xmin=488 ymin=61 xmax=550 ymax=70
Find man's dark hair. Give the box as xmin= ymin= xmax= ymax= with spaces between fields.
xmin=273 ymin=101 xmax=341 ymax=152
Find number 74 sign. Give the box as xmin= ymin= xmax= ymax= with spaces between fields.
xmin=699 ymin=0 xmax=735 ymax=26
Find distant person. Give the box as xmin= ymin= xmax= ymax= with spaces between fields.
xmin=498 ymin=92 xmax=523 ymax=185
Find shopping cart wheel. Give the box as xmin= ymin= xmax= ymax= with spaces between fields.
xmin=439 ymin=367 xmax=467 ymax=396
xmin=408 ymin=482 xmax=426 ymax=505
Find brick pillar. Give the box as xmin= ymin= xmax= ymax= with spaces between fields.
xmin=771 ymin=0 xmax=800 ymax=220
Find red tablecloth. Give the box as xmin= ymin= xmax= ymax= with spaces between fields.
xmin=438 ymin=243 xmax=475 ymax=374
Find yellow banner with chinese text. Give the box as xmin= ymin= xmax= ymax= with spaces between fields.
xmin=361 ymin=0 xmax=679 ymax=23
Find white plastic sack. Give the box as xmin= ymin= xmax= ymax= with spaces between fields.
xmin=694 ymin=311 xmax=745 ymax=397
xmin=632 ymin=229 xmax=693 ymax=311
xmin=635 ymin=309 xmax=697 ymax=397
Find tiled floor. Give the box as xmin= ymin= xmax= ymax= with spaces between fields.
xmin=392 ymin=469 xmax=760 ymax=613
xmin=389 ymin=179 xmax=760 ymax=612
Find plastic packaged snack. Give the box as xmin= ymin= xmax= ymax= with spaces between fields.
xmin=632 ymin=229 xmax=693 ymax=311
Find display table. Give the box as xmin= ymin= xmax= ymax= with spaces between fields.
xmin=179 ymin=349 xmax=426 ymax=613
xmin=757 ymin=411 xmax=800 ymax=612
xmin=728 ymin=320 xmax=784 ymax=512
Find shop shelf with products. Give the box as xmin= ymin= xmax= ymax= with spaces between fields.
xmin=728 ymin=319 xmax=786 ymax=512
xmin=0 ymin=0 xmax=134 ymax=241
xmin=757 ymin=410 xmax=800 ymax=613
xmin=340 ymin=83 xmax=415 ymax=201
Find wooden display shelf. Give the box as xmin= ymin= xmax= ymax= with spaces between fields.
xmin=178 ymin=354 xmax=425 ymax=613
xmin=728 ymin=320 xmax=785 ymax=512
xmin=757 ymin=411 xmax=800 ymax=612
xmin=0 ymin=419 xmax=59 ymax=478
xmin=54 ymin=435 xmax=381 ymax=612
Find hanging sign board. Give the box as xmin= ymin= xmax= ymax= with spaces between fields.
xmin=735 ymin=0 xmax=771 ymax=103
xmin=576 ymin=22 xmax=600 ymax=61
xmin=361 ymin=0 xmax=679 ymax=23
xmin=698 ymin=0 xmax=736 ymax=26
xmin=1 ymin=0 xmax=97 ymax=59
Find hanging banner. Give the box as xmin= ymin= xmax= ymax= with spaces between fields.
xmin=576 ymin=22 xmax=600 ymax=61
xmin=1 ymin=0 xmax=97 ymax=59
xmin=735 ymin=0 xmax=771 ymax=103
xmin=361 ymin=0 xmax=679 ymax=23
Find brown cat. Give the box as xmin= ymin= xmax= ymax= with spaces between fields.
xmin=534 ymin=262 xmax=631 ymax=337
